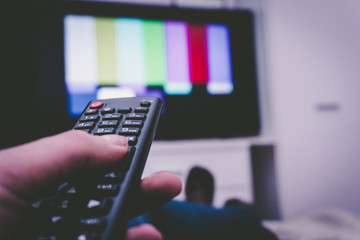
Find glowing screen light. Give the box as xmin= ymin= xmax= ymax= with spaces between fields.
xmin=64 ymin=15 xmax=233 ymax=116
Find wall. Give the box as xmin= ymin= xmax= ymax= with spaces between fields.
xmin=265 ymin=0 xmax=360 ymax=218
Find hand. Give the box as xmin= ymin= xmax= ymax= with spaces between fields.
xmin=0 ymin=130 xmax=182 ymax=239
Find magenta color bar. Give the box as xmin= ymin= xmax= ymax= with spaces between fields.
xmin=164 ymin=21 xmax=192 ymax=95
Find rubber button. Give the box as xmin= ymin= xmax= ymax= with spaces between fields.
xmin=140 ymin=100 xmax=151 ymax=107
xmin=90 ymin=101 xmax=103 ymax=109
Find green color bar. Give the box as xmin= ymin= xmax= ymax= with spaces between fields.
xmin=143 ymin=20 xmax=166 ymax=86
xmin=96 ymin=17 xmax=117 ymax=85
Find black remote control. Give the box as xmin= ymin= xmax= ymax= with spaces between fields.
xmin=31 ymin=97 xmax=163 ymax=240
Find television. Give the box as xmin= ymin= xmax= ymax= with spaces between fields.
xmin=35 ymin=0 xmax=260 ymax=140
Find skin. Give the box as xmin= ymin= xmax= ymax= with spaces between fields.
xmin=0 ymin=130 xmax=182 ymax=239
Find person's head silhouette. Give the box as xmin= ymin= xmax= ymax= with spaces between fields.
xmin=185 ymin=166 xmax=214 ymax=205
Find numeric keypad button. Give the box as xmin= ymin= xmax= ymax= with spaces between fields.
xmin=118 ymin=127 xmax=140 ymax=136
xmin=79 ymin=115 xmax=99 ymax=122
xmin=98 ymin=120 xmax=119 ymax=128
xmin=74 ymin=122 xmax=95 ymax=129
xmin=126 ymin=113 xmax=146 ymax=120
xmin=122 ymin=120 xmax=143 ymax=127
xmin=93 ymin=128 xmax=115 ymax=135
xmin=102 ymin=113 xmax=122 ymax=120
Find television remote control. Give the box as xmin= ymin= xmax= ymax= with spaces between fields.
xmin=31 ymin=97 xmax=163 ymax=240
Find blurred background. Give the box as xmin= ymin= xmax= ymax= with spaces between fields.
xmin=1 ymin=0 xmax=360 ymax=236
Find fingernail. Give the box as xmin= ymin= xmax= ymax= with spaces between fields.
xmin=102 ymin=135 xmax=128 ymax=146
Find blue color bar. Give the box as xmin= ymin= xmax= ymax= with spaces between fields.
xmin=206 ymin=24 xmax=233 ymax=94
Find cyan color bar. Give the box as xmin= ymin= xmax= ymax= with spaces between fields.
xmin=164 ymin=21 xmax=192 ymax=95
xmin=116 ymin=18 xmax=145 ymax=86
xmin=206 ymin=24 xmax=233 ymax=94
xmin=64 ymin=15 xmax=98 ymax=94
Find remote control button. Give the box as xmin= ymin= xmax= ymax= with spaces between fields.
xmin=85 ymin=109 xmax=98 ymax=115
xmin=95 ymin=184 xmax=119 ymax=196
xmin=119 ymin=127 xmax=140 ymax=136
xmin=140 ymin=100 xmax=151 ymax=107
xmin=90 ymin=102 xmax=103 ymax=109
xmin=103 ymin=172 xmax=124 ymax=183
xmin=85 ymin=199 xmax=112 ymax=215
xmin=74 ymin=122 xmax=95 ymax=129
xmin=125 ymin=136 xmax=137 ymax=145
xmin=53 ymin=198 xmax=78 ymax=212
xmin=118 ymin=107 xmax=132 ymax=113
xmin=122 ymin=120 xmax=143 ymax=127
xmin=126 ymin=113 xmax=146 ymax=120
xmin=101 ymin=107 xmax=115 ymax=114
xmin=134 ymin=107 xmax=149 ymax=113
xmin=49 ymin=215 xmax=64 ymax=226
xmin=102 ymin=113 xmax=122 ymax=120
xmin=65 ymin=186 xmax=78 ymax=195
xmin=98 ymin=120 xmax=119 ymax=128
xmin=76 ymin=233 xmax=101 ymax=240
xmin=79 ymin=218 xmax=107 ymax=232
xmin=32 ymin=200 xmax=43 ymax=209
xmin=79 ymin=115 xmax=99 ymax=122
xmin=93 ymin=128 xmax=115 ymax=135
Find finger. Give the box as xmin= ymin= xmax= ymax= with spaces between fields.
xmin=0 ymin=130 xmax=128 ymax=198
xmin=129 ymin=171 xmax=182 ymax=218
xmin=126 ymin=224 xmax=162 ymax=240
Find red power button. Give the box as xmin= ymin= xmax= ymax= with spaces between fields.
xmin=90 ymin=101 xmax=103 ymax=109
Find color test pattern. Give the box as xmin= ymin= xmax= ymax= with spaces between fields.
xmin=64 ymin=15 xmax=233 ymax=115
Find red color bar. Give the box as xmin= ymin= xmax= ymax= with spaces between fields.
xmin=188 ymin=24 xmax=208 ymax=84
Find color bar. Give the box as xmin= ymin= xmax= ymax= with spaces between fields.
xmin=115 ymin=18 xmax=145 ymax=86
xmin=95 ymin=17 xmax=117 ymax=86
xmin=143 ymin=20 xmax=166 ymax=86
xmin=164 ymin=21 xmax=192 ymax=95
xmin=206 ymin=24 xmax=233 ymax=94
xmin=188 ymin=24 xmax=208 ymax=84
xmin=64 ymin=15 xmax=97 ymax=94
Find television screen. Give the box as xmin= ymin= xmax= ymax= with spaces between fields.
xmin=64 ymin=15 xmax=234 ymax=116
xmin=37 ymin=1 xmax=260 ymax=139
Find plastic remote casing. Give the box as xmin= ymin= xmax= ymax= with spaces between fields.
xmin=32 ymin=97 xmax=163 ymax=240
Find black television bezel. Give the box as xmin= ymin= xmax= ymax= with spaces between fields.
xmin=36 ymin=0 xmax=261 ymax=140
